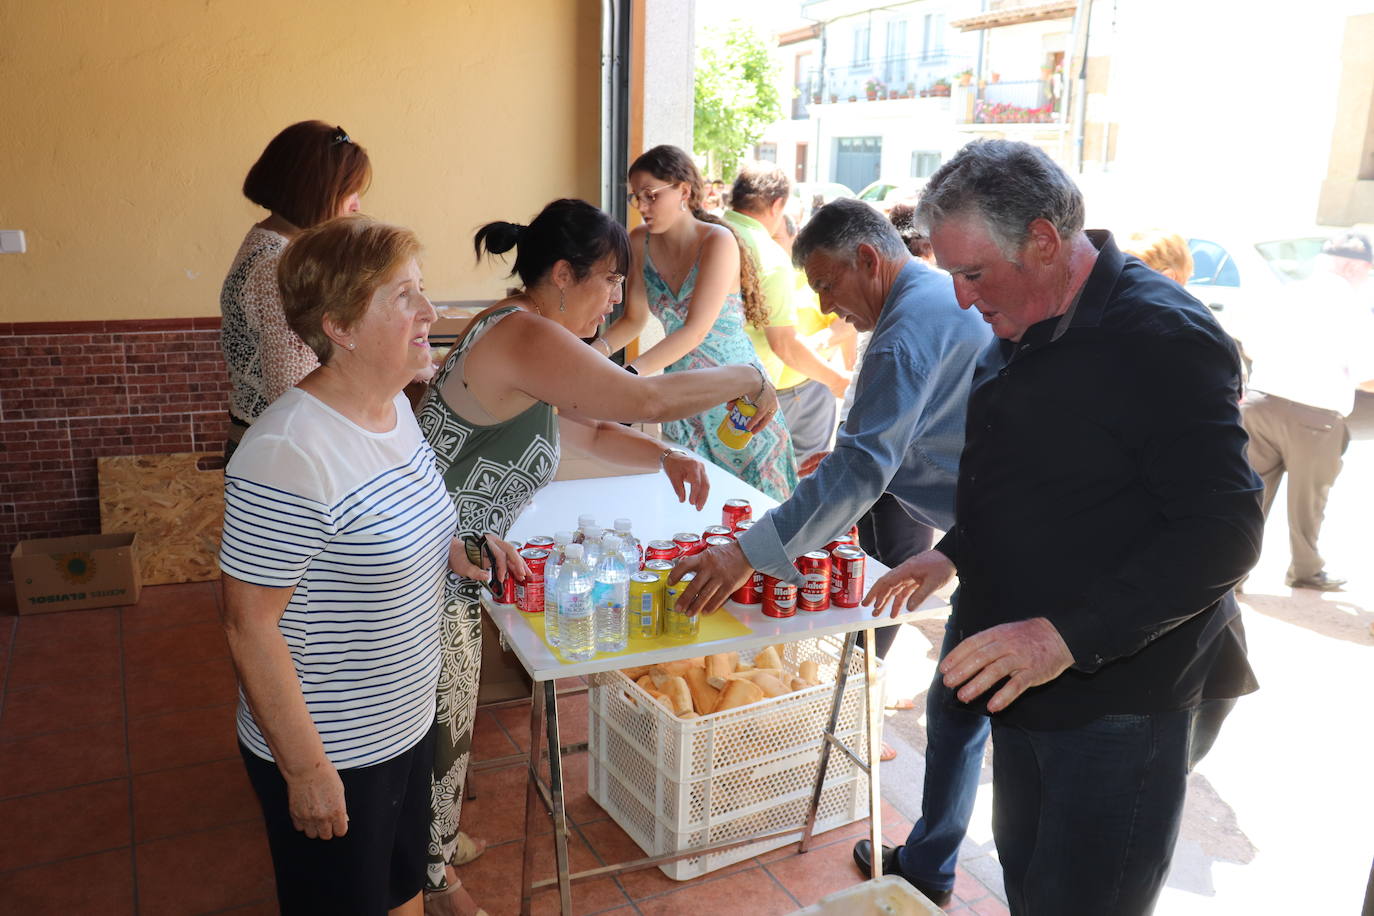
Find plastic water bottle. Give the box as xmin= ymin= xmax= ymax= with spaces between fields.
xmin=543 ymin=530 xmax=573 ymax=648
xmin=582 ymin=526 xmax=605 ymax=567
xmin=556 ymin=543 xmax=595 ymax=662
xmin=613 ymin=518 xmax=642 ymax=568
xmin=617 ymin=535 xmax=640 ymax=573
xmin=593 ymin=535 xmax=630 ymax=654
xmin=573 ymin=515 xmax=596 ymax=543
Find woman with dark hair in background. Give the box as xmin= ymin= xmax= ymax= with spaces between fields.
xmin=606 ymin=144 xmax=798 ymax=501
xmin=417 ymin=198 xmax=778 ymax=915
xmin=219 ymin=120 xmax=371 ymax=459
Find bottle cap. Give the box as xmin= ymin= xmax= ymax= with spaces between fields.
xmin=553 ymin=530 xmax=574 ymax=545
xmin=564 ymin=543 xmax=584 ymax=560
xmin=577 ymin=514 xmax=597 ymax=528
xmin=614 ymin=518 xmax=633 ymax=531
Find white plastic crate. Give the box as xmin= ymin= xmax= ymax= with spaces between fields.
xmin=587 ymin=635 xmax=883 ymax=880
xmin=786 ymin=875 xmax=945 ymax=915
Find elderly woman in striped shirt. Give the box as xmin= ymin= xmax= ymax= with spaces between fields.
xmin=218 ymin=215 xmax=510 ymax=916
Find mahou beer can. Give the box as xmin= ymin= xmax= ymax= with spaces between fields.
xmin=643 ymin=559 xmax=674 ymax=586
xmin=628 ymin=572 xmax=663 ymax=639
xmin=516 ymin=548 xmax=549 ymax=614
xmin=704 ymin=535 xmax=734 ymax=550
xmin=796 ymin=551 xmax=831 ymax=612
xmin=732 ymin=569 xmax=764 ymax=605
xmin=673 ymin=532 xmax=705 ymax=556
xmin=831 ymin=545 xmax=866 ymax=608
xmin=762 ymin=575 xmax=798 ymax=618
xmin=701 ymin=525 xmax=734 ymax=540
xmin=733 ymin=518 xmax=757 ymax=535
xmin=523 ymin=535 xmax=556 ymax=552
xmin=645 ymin=539 xmax=680 ymax=562
xmin=722 ymin=498 xmax=752 ymax=530
xmin=825 ymin=526 xmax=859 ymax=555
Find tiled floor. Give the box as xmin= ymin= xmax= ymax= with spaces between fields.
xmin=0 ymin=584 xmax=1005 ymax=916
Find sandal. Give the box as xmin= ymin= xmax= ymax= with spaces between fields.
xmin=451 ymin=831 xmax=487 ymax=867
xmin=423 ymin=874 xmax=489 ymax=916
xmin=880 ymin=742 xmax=898 ymax=762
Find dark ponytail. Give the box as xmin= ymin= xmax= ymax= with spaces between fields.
xmin=474 ymin=200 xmax=628 ymax=289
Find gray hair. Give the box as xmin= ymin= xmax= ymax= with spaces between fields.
xmin=791 ymin=198 xmax=909 ymax=268
xmin=915 ymin=139 xmax=1085 ymax=259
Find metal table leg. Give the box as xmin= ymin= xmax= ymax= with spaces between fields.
xmin=518 ymin=681 xmax=547 ymax=916
xmin=799 ymin=631 xmax=858 ymax=852
xmin=543 ymin=679 xmax=574 ymax=914
xmin=863 ymin=626 xmax=883 ymax=880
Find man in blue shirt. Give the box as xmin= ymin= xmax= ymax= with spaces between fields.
xmin=670 ymin=197 xmax=991 ymax=905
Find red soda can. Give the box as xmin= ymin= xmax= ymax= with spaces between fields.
xmin=645 ymin=539 xmax=680 ymax=562
xmin=673 ymin=532 xmax=705 ymax=556
xmin=722 ymin=498 xmax=752 ymax=530
xmin=761 ymin=575 xmax=798 ymax=618
xmin=732 ymin=569 xmax=764 ymax=605
xmin=702 ymin=525 xmax=734 ymax=540
xmin=704 ymin=535 xmax=734 ymax=550
xmin=516 ymin=548 xmax=549 ymax=614
xmin=497 ymin=563 xmax=518 ymax=605
xmin=523 ymin=535 xmax=555 ymax=551
xmin=831 ymin=545 xmax=866 ymax=608
xmin=825 ymin=526 xmax=859 ymax=554
xmin=733 ymin=518 xmax=757 ymax=534
xmin=796 ymin=550 xmax=831 ymax=612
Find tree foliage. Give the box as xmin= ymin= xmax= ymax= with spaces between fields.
xmin=694 ymin=20 xmax=782 ymax=180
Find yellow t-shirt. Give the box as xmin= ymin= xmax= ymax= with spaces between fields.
xmin=723 ymin=210 xmax=802 ymax=389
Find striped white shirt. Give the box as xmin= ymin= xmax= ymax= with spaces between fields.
xmin=220 ymin=388 xmax=454 ymax=769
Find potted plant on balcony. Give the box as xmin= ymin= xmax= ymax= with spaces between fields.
xmin=904 ymin=81 xmax=916 ymax=98
xmin=957 ymin=69 xmax=973 ymax=87
xmin=931 ymin=77 xmax=951 ymax=97
xmin=863 ymin=76 xmax=884 ymax=101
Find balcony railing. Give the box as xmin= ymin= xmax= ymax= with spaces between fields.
xmin=796 ymin=51 xmax=974 ymax=109
xmin=963 ymin=77 xmax=1064 ymax=124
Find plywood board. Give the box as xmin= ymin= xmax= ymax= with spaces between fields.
xmin=98 ymin=453 xmax=225 ymax=585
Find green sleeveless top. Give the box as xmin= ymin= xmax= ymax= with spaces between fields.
xmin=416 ymin=305 xmax=560 ymax=540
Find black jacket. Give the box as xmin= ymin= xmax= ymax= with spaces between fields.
xmin=936 ymin=231 xmax=1262 ymax=729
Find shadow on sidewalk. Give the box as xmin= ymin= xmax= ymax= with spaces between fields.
xmin=1239 ymin=591 xmax=1374 ymax=646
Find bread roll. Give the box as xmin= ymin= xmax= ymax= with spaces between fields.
xmin=620 ymin=665 xmax=652 ymax=681
xmin=750 ymin=672 xmax=789 ymax=698
xmin=684 ymin=667 xmax=721 ymax=715
xmin=799 ymin=659 xmax=820 ymax=685
xmin=715 ymin=677 xmax=765 ymax=711
xmin=706 ymin=652 xmax=738 ymax=681
xmin=651 ymin=658 xmax=704 ymax=679
xmin=754 ymin=645 xmax=783 ymax=670
xmin=660 ymin=675 xmax=694 ymax=716
xmin=790 ymin=676 xmax=811 ymax=692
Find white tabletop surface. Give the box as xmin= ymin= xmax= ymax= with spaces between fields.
xmin=486 ymin=460 xmax=947 ymax=680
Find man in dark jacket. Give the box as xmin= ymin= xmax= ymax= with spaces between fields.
xmin=866 ymin=139 xmax=1262 ymax=915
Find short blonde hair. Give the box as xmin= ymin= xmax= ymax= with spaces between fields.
xmin=277 ymin=215 xmax=422 ymax=363
xmin=1124 ymin=230 xmax=1193 ymax=284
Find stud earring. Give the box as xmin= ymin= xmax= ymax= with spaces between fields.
xmin=347 ymin=342 xmax=356 ymax=350
xmin=559 ymin=288 xmax=566 ymax=312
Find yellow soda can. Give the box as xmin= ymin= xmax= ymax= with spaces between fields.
xmin=716 ymin=397 xmax=757 ymax=450
xmin=664 ymin=572 xmax=701 ymax=639
xmin=628 ymin=572 xmax=663 ymax=639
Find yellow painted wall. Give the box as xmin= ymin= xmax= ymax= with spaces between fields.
xmin=0 ymin=0 xmax=603 ymax=322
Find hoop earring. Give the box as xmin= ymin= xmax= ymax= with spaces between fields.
xmin=680 ymin=200 xmax=687 ymax=211
xmin=559 ymin=288 xmax=566 ymax=312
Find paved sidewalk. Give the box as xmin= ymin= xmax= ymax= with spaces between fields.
xmin=877 ymin=435 xmax=1374 ymax=913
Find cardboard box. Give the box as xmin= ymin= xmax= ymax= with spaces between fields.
xmin=11 ymin=532 xmax=142 ymax=614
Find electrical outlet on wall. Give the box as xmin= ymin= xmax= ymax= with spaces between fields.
xmin=0 ymin=231 xmax=26 ymax=254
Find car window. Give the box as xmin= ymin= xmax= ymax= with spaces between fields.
xmin=1187 ymin=239 xmax=1239 ymax=287
xmin=1255 ymin=237 xmax=1325 ymax=283
xmin=859 ymin=183 xmax=892 ymax=201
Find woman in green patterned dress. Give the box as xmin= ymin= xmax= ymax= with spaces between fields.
xmin=416 ymin=199 xmax=779 ymax=915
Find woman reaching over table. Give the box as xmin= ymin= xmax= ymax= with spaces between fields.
xmin=416 ymin=197 xmax=778 ymax=915
xmin=602 ymin=144 xmax=798 ymax=501
xmin=219 ymin=216 xmax=502 ymax=916
xmin=219 ymin=120 xmax=372 ymax=460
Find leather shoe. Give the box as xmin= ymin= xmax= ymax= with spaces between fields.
xmin=851 ymin=840 xmax=953 ymax=906
xmin=1287 ymin=571 xmax=1346 ymax=591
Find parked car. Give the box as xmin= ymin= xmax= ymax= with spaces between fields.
xmin=1183 ymin=231 xmax=1327 ymax=350
xmin=791 ymin=181 xmax=856 ymax=224
xmin=856 ymin=178 xmax=927 ymax=214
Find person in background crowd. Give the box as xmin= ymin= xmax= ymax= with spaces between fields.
xmin=702 ymin=178 xmax=726 ymax=217
xmin=417 ymin=198 xmax=780 ymax=915
xmin=605 ymin=145 xmax=798 ymax=501
xmin=1238 ymin=231 xmax=1374 ymax=591
xmin=868 ymin=138 xmax=1262 ymax=915
xmin=220 ymin=120 xmax=371 ymax=460
xmin=726 ymin=161 xmax=851 ymax=464
xmin=1123 ymin=229 xmax=1194 ymax=284
xmin=220 ymin=216 xmax=484 ymax=916
xmin=667 ymin=199 xmax=990 ymax=903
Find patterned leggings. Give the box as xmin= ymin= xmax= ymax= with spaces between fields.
xmin=425 ymin=578 xmax=484 ymax=891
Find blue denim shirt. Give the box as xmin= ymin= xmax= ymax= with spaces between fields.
xmin=738 ymin=259 xmax=991 ymax=583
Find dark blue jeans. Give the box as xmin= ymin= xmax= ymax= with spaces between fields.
xmin=990 ymin=707 xmax=1193 ymax=916
xmin=894 ymin=624 xmax=991 ymax=893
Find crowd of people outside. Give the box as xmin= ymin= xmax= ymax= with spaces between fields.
xmin=216 ymin=120 xmax=1374 ymax=916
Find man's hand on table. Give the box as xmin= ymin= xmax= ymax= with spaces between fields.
xmin=865 ymin=548 xmax=955 ymax=619
xmin=667 ymin=539 xmax=753 ymax=617
xmin=798 ymin=450 xmax=830 ymax=477
xmin=940 ymin=617 xmax=1073 ymax=714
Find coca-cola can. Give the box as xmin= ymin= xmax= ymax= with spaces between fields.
xmin=831 ymin=545 xmax=865 ymax=608
xmin=701 ymin=524 xmax=734 ymax=540
xmin=673 ymin=532 xmax=705 ymax=556
xmin=516 ymin=548 xmax=549 ymax=614
xmin=523 ymin=535 xmax=556 ymax=551
xmin=645 ymin=539 xmax=680 ymax=562
xmin=496 ymin=564 xmax=518 ymax=606
xmin=732 ymin=569 xmax=764 ymax=605
xmin=796 ymin=550 xmax=831 ymax=612
xmin=722 ymin=498 xmax=752 ymax=530
xmin=733 ymin=518 xmax=757 ymax=535
xmin=762 ymin=576 xmax=798 ymax=618
xmin=704 ymin=535 xmax=734 ymax=550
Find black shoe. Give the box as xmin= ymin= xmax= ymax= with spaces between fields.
xmin=1287 ymin=571 xmax=1347 ymax=591
xmin=851 ymin=840 xmax=954 ymax=906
